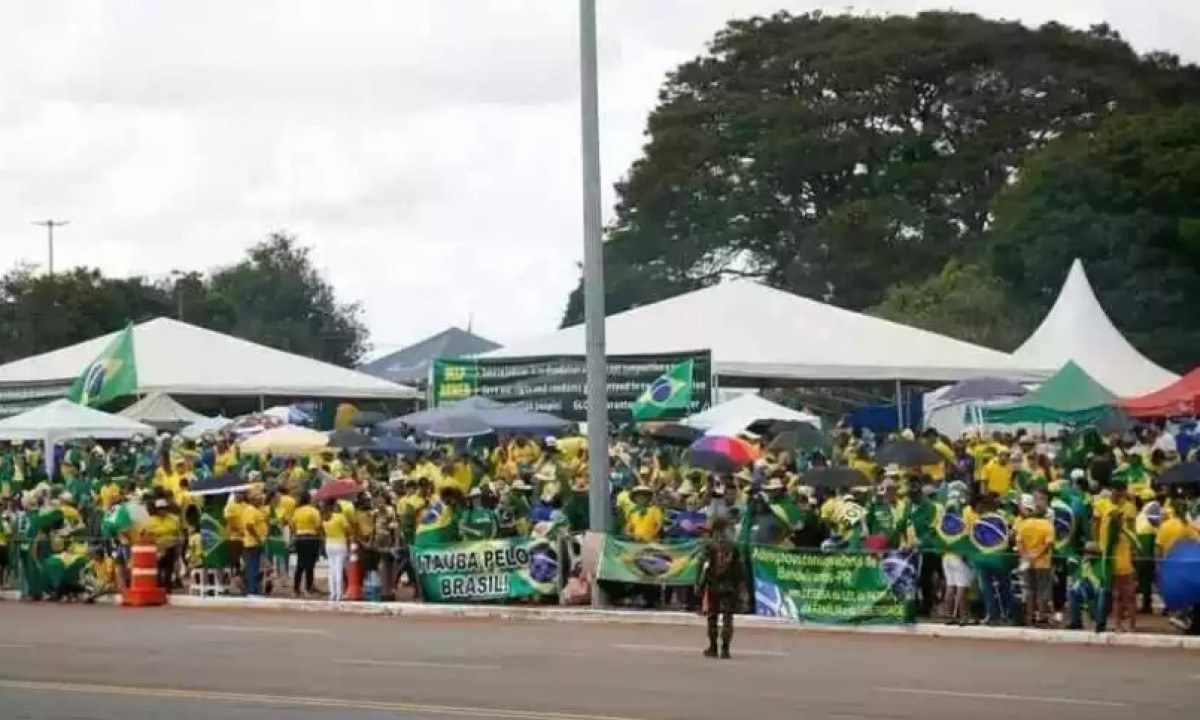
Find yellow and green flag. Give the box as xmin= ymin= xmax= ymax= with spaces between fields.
xmin=631 ymin=360 xmax=693 ymax=422
xmin=68 ymin=323 xmax=138 ymax=407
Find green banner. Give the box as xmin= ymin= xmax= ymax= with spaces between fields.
xmin=412 ymin=536 xmax=561 ymax=602
xmin=597 ymin=537 xmax=705 ymax=586
xmin=752 ymin=547 xmax=918 ymax=624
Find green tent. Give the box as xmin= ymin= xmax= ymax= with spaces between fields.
xmin=983 ymin=361 xmax=1117 ymax=426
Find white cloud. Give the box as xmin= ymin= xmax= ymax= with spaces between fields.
xmin=1 ymin=0 xmax=1196 ymax=360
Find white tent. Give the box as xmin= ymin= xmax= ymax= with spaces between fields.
xmin=179 ymin=415 xmax=231 ymax=440
xmin=485 ymin=280 xmax=1045 ymax=383
xmin=1011 ymin=259 xmax=1178 ymax=397
xmin=0 ymin=399 xmax=152 ymax=443
xmin=118 ymin=392 xmax=208 ymax=431
xmin=0 ymin=317 xmax=419 ymax=401
xmin=685 ymin=393 xmax=821 ymax=434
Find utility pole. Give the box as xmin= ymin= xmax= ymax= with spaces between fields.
xmin=31 ymin=219 xmax=69 ymax=276
xmin=579 ymin=0 xmax=610 ymax=607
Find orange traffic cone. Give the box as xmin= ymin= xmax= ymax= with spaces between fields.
xmin=345 ymin=541 xmax=363 ymax=601
xmin=123 ymin=542 xmax=166 ymax=607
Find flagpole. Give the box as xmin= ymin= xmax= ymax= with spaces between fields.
xmin=579 ymin=0 xmax=611 ymax=608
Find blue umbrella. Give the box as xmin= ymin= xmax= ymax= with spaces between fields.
xmin=1159 ymin=541 xmax=1200 ymax=610
xmin=368 ymin=434 xmax=420 ymax=455
xmin=425 ymin=415 xmax=495 ymax=440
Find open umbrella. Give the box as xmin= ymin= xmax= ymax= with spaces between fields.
xmin=801 ymin=467 xmax=869 ymax=491
xmin=425 ymin=415 xmax=495 ymax=440
xmin=686 ymin=435 xmax=759 ymax=473
xmin=368 ymin=434 xmax=420 ymax=456
xmin=768 ymin=425 xmax=829 ymax=453
xmin=328 ymin=428 xmax=372 ymax=449
xmin=190 ymin=473 xmax=252 ymax=497
xmin=875 ymin=440 xmax=941 ymax=467
xmin=1160 ymin=541 xmax=1200 ymax=609
xmin=351 ymin=411 xmax=388 ymax=428
xmin=640 ymin=422 xmax=703 ymax=446
xmin=314 ymin=478 xmax=361 ymax=502
xmin=1157 ymin=462 xmax=1200 ymax=488
xmin=240 ymin=425 xmax=330 ymax=456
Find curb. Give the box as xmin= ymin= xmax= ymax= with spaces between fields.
xmin=5 ymin=590 xmax=1197 ymax=650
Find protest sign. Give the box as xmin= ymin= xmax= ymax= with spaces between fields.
xmin=596 ymin=536 xmax=704 ymax=586
xmin=412 ymin=536 xmax=561 ymax=602
xmin=430 ymin=351 xmax=712 ymax=424
xmin=752 ymin=547 xmax=918 ymax=624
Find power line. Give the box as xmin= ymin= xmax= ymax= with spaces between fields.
xmin=31 ymin=219 xmax=69 ymax=276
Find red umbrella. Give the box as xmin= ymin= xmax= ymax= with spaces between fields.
xmin=313 ymin=478 xmax=360 ymax=502
xmin=687 ymin=435 xmax=760 ymax=473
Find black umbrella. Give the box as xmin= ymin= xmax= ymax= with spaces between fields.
xmin=768 ymin=419 xmax=818 ymax=436
xmin=351 ymin=411 xmax=388 ymax=428
xmin=801 ymin=467 xmax=869 ymax=491
xmin=768 ymin=425 xmax=829 ymax=453
xmin=425 ymin=415 xmax=495 ymax=440
xmin=875 ymin=440 xmax=942 ymax=467
xmin=367 ymin=434 xmax=421 ymax=456
xmin=1157 ymin=462 xmax=1200 ymax=488
xmin=328 ymin=428 xmax=372 ymax=449
xmin=190 ymin=473 xmax=249 ymax=496
xmin=640 ymin=422 xmax=703 ymax=446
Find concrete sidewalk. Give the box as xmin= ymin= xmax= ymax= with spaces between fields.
xmin=4 ymin=589 xmax=1197 ymax=650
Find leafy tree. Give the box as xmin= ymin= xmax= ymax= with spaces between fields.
xmin=868 ymin=260 xmax=1030 ymax=350
xmin=561 ymin=11 xmax=1200 ymax=326
xmin=988 ymin=105 xmax=1200 ymax=372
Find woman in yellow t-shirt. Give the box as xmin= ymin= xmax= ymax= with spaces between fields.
xmin=322 ymin=501 xmax=350 ymax=601
xmin=290 ymin=491 xmax=322 ymax=596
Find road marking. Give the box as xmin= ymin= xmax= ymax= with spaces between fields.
xmin=612 ymin=643 xmax=790 ymax=657
xmin=0 ymin=679 xmax=645 ymax=720
xmin=0 ymin=644 xmax=32 ymax=649
xmin=335 ymin=658 xmax=501 ymax=671
xmin=875 ymin=687 xmax=1127 ymax=708
xmin=188 ymin=624 xmax=330 ymax=636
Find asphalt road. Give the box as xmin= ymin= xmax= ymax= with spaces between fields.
xmin=0 ymin=603 xmax=1196 ymax=720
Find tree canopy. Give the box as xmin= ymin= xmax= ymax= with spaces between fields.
xmin=561 ymin=11 xmax=1200 ymax=330
xmin=0 ymin=232 xmax=369 ymax=367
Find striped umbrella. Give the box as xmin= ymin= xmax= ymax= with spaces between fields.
xmin=686 ymin=435 xmax=759 ymax=473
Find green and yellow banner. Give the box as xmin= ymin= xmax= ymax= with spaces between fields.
xmin=752 ymin=547 xmax=918 ymax=625
xmin=597 ymin=537 xmax=704 ymax=586
xmin=412 ymin=536 xmax=561 ymax=602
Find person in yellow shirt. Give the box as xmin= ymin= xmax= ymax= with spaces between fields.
xmin=224 ymin=493 xmax=245 ymax=575
xmin=622 ymin=485 xmax=663 ymax=542
xmin=87 ymin=547 xmax=119 ymax=601
xmin=1155 ymin=501 xmax=1197 ymax=559
xmin=508 ymin=436 xmax=542 ymax=468
xmin=1016 ymin=491 xmax=1055 ymax=626
xmin=1096 ymin=480 xmax=1139 ymax=632
xmin=240 ymin=493 xmax=269 ymax=596
xmin=98 ymin=478 xmax=123 ymax=511
xmin=322 ymin=501 xmax=350 ymax=601
xmin=290 ymin=491 xmax=322 ymax=597
xmin=980 ymin=451 xmax=1014 ymax=497
xmin=849 ymin=447 xmax=877 ymax=483
xmin=145 ymin=498 xmax=182 ymax=590
xmin=214 ymin=439 xmax=238 ymax=477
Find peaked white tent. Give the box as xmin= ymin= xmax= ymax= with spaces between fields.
xmin=118 ymin=392 xmax=208 ymax=431
xmin=0 ymin=318 xmax=419 ymax=401
xmin=486 ymin=280 xmax=1044 ymax=383
xmin=1011 ymin=260 xmax=1178 ymax=397
xmin=685 ymin=393 xmax=821 ymax=434
xmin=0 ymin=399 xmax=153 ymax=442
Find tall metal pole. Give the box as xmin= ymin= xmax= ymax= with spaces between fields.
xmin=579 ymin=0 xmax=610 ymax=605
xmin=32 ymin=219 xmax=69 ymax=276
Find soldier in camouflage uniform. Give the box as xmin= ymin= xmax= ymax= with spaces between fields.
xmin=698 ymin=516 xmax=742 ymax=659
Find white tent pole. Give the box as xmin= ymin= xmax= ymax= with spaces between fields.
xmin=895 ymin=380 xmax=903 ymax=430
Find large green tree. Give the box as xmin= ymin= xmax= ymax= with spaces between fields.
xmin=988 ymin=105 xmax=1200 ymax=372
xmin=561 ymin=11 xmax=1200 ymax=326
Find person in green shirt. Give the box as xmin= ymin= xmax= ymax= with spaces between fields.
xmin=1066 ymin=541 xmax=1110 ymax=632
xmin=457 ymin=487 xmax=499 ymax=541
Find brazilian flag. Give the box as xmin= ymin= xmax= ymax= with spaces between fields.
xmin=200 ymin=511 xmax=230 ymax=568
xmin=932 ymin=504 xmax=972 ymax=556
xmin=1051 ymin=499 xmax=1078 ymax=558
xmin=970 ymin=512 xmax=1015 ymax=571
xmin=414 ymin=500 xmax=459 ymax=548
xmin=631 ymin=360 xmax=694 ymax=421
xmin=68 ymin=323 xmax=138 ymax=407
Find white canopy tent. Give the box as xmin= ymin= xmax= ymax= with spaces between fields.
xmin=0 ymin=399 xmax=153 ymax=475
xmin=1011 ymin=259 xmax=1178 ymax=397
xmin=485 ymin=280 xmax=1045 ymax=383
xmin=685 ymin=393 xmax=821 ymax=435
xmin=179 ymin=415 xmax=231 ymax=441
xmin=0 ymin=317 xmax=419 ymax=401
xmin=118 ymin=392 xmax=208 ymax=431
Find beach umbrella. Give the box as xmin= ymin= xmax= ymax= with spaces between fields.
xmin=1157 ymin=462 xmax=1200 ymax=488
xmin=802 ymin=467 xmax=868 ymax=491
xmin=768 ymin=425 xmax=830 ymax=453
xmin=239 ymin=425 xmax=329 ymax=456
xmin=425 ymin=416 xmax=495 ymax=440
xmin=875 ymin=440 xmax=941 ymax=467
xmin=686 ymin=435 xmax=759 ymax=473
xmin=328 ymin=428 xmax=372 ymax=449
xmin=367 ymin=435 xmax=420 ymax=456
xmin=640 ymin=422 xmax=703 ymax=446
xmin=1159 ymin=541 xmax=1200 ymax=609
xmin=314 ymin=478 xmax=361 ymax=502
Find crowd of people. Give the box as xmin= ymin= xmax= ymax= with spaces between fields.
xmin=1 ymin=418 xmax=1198 ymax=634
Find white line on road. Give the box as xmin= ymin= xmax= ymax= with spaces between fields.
xmin=876 ymin=687 xmax=1127 ymax=708
xmin=612 ymin=643 xmax=790 ymax=657
xmin=0 ymin=679 xmax=644 ymax=720
xmin=188 ymin=624 xmax=330 ymax=636
xmin=0 ymin=644 xmax=32 ymax=649
xmin=335 ymin=658 xmax=501 ymax=671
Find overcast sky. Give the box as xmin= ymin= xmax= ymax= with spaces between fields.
xmin=3 ymin=1 xmax=1197 ymax=360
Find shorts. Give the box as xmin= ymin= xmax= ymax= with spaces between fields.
xmin=943 ymin=554 xmax=974 ymax=588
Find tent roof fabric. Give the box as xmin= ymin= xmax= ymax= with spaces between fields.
xmin=940 ymin=377 xmax=1028 ymax=404
xmin=485 ymin=279 xmax=1045 ymax=383
xmin=1012 ymin=259 xmax=1178 ymax=397
xmin=1123 ymin=368 xmax=1200 ymax=418
xmin=360 ymin=327 xmax=501 ymax=385
xmin=984 ymin=361 xmax=1117 ymax=425
xmin=0 ymin=317 xmax=418 ymax=400
xmin=685 ymin=393 xmax=820 ymax=433
xmin=0 ymin=399 xmax=153 ymax=441
xmin=118 ymin=393 xmax=207 ymax=430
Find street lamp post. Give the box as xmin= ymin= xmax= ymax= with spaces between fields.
xmin=31 ymin=219 xmax=69 ymax=276
xmin=578 ymin=0 xmax=610 ymax=607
